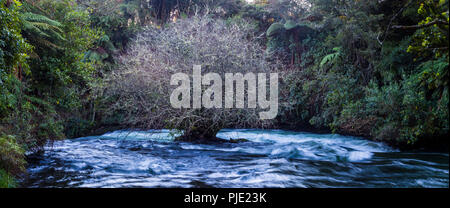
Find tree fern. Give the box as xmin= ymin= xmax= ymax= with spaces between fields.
xmin=20 ymin=12 xmax=65 ymax=49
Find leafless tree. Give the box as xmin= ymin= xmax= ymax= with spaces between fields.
xmin=102 ymin=14 xmax=283 ymax=141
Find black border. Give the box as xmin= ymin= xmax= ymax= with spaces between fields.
xmin=1 ymin=188 xmax=448 ymax=207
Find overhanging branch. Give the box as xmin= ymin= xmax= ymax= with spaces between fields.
xmin=392 ymin=19 xmax=449 ymax=29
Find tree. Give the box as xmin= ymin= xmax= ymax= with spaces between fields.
xmin=391 ymin=0 xmax=448 ymax=57
xmin=266 ymin=20 xmax=315 ymax=66
xmin=103 ymin=15 xmax=282 ymax=141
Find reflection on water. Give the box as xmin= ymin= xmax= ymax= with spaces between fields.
xmin=21 ymin=129 xmax=449 ymax=188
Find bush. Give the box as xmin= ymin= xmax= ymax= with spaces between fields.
xmin=103 ymin=14 xmax=282 ymax=140
xmin=0 ymin=169 xmax=17 ymax=188
xmin=0 ymin=135 xmax=26 ymax=175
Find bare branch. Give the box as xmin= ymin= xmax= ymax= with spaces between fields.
xmin=102 ymin=15 xmax=284 ymax=139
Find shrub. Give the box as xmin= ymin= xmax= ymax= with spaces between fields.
xmin=103 ymin=14 xmax=282 ymax=140
xmin=0 ymin=169 xmax=17 ymax=188
xmin=0 ymin=135 xmax=26 ymax=175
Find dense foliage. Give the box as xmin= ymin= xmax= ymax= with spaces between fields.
xmin=1 ymin=0 xmax=100 ymax=186
xmin=276 ymin=0 xmax=448 ymax=149
xmin=1 ymin=0 xmax=448 ymax=187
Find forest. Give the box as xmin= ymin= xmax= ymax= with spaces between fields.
xmin=1 ymin=0 xmax=448 ymax=187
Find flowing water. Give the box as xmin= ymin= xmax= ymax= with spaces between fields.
xmin=21 ymin=129 xmax=449 ymax=188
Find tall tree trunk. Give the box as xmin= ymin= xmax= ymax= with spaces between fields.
xmin=291 ymin=51 xmax=295 ymax=66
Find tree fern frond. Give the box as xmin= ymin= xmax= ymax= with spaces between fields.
xmin=320 ymin=47 xmax=342 ymax=68
xmin=31 ymin=22 xmax=64 ymax=34
xmin=22 ymin=20 xmax=52 ymax=38
xmin=34 ymin=38 xmax=62 ymax=50
xmin=21 ymin=12 xmax=63 ymax=28
xmin=20 ymin=12 xmax=65 ymax=49
xmin=30 ymin=22 xmax=65 ymax=41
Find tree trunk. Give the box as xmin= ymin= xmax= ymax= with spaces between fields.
xmin=175 ymin=128 xmax=222 ymax=143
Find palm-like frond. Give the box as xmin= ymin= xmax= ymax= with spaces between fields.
xmin=20 ymin=12 xmax=65 ymax=49
xmin=320 ymin=47 xmax=342 ymax=68
xmin=21 ymin=12 xmax=62 ymax=28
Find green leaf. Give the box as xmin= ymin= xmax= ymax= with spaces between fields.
xmin=284 ymin=20 xmax=299 ymax=30
xmin=320 ymin=47 xmax=341 ymax=67
xmin=266 ymin=22 xmax=285 ymax=37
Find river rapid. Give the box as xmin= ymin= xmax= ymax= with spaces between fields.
xmin=21 ymin=129 xmax=449 ymax=188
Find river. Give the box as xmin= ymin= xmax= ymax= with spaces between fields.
xmin=21 ymin=129 xmax=449 ymax=188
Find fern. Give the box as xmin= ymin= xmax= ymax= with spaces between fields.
xmin=20 ymin=12 xmax=65 ymax=49
xmin=320 ymin=47 xmax=342 ymax=67
xmin=21 ymin=12 xmax=62 ymax=28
